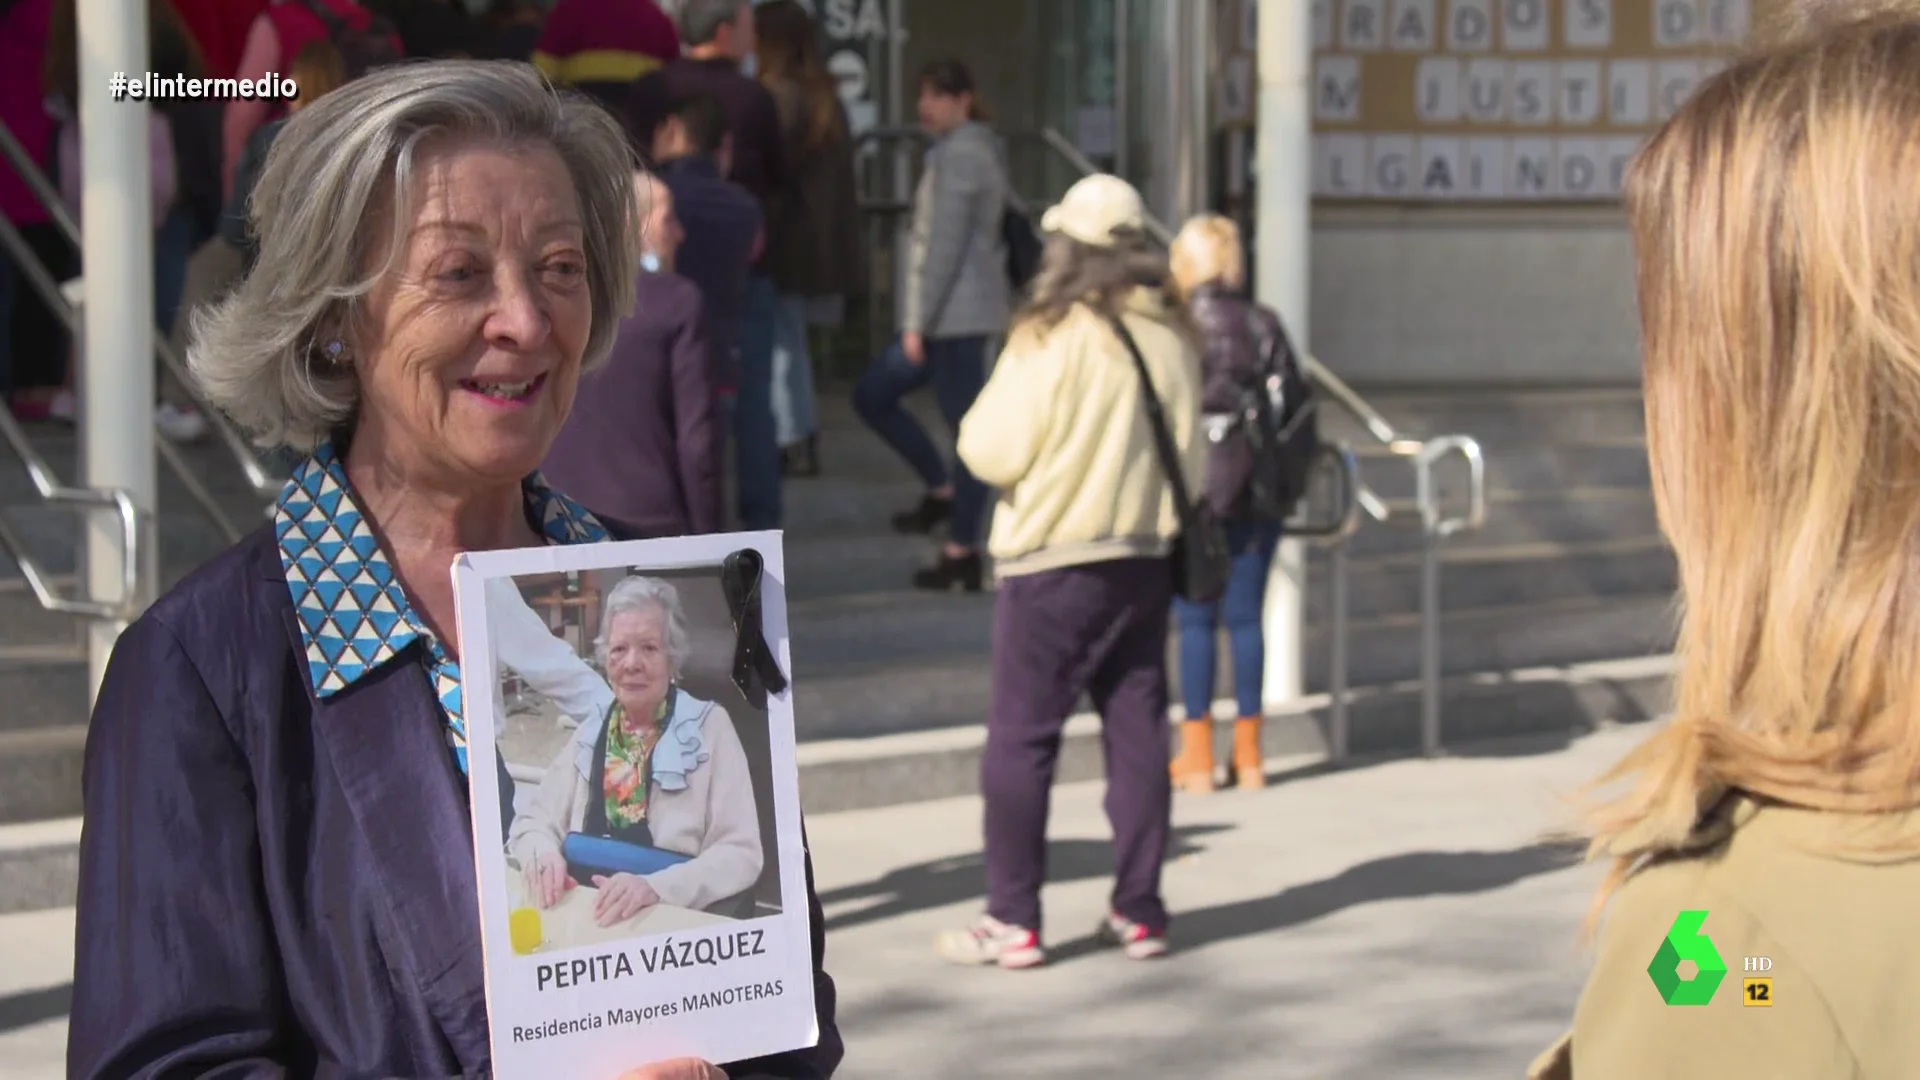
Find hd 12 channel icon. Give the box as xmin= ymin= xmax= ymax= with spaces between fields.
xmin=1647 ymin=911 xmax=1771 ymax=1006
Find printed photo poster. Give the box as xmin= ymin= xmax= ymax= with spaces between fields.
xmin=451 ymin=530 xmax=816 ymax=1077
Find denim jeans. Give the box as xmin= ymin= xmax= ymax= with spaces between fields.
xmin=769 ymin=293 xmax=817 ymax=447
xmin=733 ymin=274 xmax=783 ymax=529
xmin=155 ymin=203 xmax=195 ymax=341
xmin=851 ymin=333 xmax=993 ymax=547
xmin=1172 ymin=518 xmax=1284 ymax=719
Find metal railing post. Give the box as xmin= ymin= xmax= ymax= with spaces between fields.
xmin=1329 ymin=539 xmax=1350 ymax=759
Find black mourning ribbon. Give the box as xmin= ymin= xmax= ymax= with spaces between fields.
xmin=721 ymin=548 xmax=788 ymax=709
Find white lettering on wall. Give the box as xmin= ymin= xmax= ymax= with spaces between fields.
xmin=1416 ymin=136 xmax=1465 ymax=196
xmin=1654 ymin=0 xmax=1700 ymax=47
xmin=1314 ymin=134 xmax=1370 ymax=195
xmin=1703 ymin=0 xmax=1750 ymax=44
xmin=1502 ymin=0 xmax=1550 ymax=51
xmin=1369 ymin=134 xmax=1418 ymax=196
xmin=1510 ymin=60 xmax=1555 ymax=123
xmin=1556 ymin=60 xmax=1603 ymax=123
xmin=1509 ymin=137 xmax=1555 ymax=197
xmin=1344 ymin=0 xmax=1386 ymax=50
xmin=1608 ymin=59 xmax=1652 ymax=124
xmin=1465 ymin=57 xmax=1510 ymax=122
xmin=1390 ymin=0 xmax=1439 ymax=50
xmin=1656 ymin=59 xmax=1703 ymax=119
xmin=1446 ymin=0 xmax=1495 ymax=51
xmin=1605 ymin=136 xmax=1643 ymax=195
xmin=1416 ymin=57 xmax=1464 ymax=121
xmin=1562 ymin=0 xmax=1612 ymax=48
xmin=1316 ymin=55 xmax=1364 ymax=121
xmin=1556 ymin=138 xmax=1603 ymax=196
xmin=1465 ymin=137 xmax=1509 ymax=197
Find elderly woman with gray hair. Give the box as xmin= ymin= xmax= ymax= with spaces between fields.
xmin=508 ymin=576 xmax=764 ymax=923
xmin=65 ymin=61 xmax=839 ymax=1080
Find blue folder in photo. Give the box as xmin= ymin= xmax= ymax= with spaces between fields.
xmin=562 ymin=832 xmax=692 ymax=882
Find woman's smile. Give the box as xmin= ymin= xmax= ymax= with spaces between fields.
xmin=457 ymin=371 xmax=549 ymax=408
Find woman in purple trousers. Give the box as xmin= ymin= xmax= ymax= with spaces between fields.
xmin=937 ymin=174 xmax=1204 ymax=969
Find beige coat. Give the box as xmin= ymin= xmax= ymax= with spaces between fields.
xmin=1530 ymin=795 xmax=1920 ymax=1078
xmin=506 ymin=702 xmax=764 ymax=913
xmin=957 ymin=287 xmax=1203 ymax=578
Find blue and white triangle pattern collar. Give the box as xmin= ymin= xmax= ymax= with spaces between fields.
xmin=275 ymin=440 xmax=609 ymax=699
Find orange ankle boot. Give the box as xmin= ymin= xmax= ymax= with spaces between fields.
xmin=1169 ymin=718 xmax=1216 ymax=793
xmin=1230 ymin=717 xmax=1266 ymax=789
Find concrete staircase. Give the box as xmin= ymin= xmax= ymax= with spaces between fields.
xmin=0 ymin=384 xmax=1675 ymax=913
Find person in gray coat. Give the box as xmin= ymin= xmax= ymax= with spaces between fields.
xmin=852 ymin=58 xmax=1013 ymax=592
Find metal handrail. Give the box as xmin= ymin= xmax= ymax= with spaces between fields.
xmin=0 ymin=120 xmax=280 ymax=531
xmin=0 ymin=214 xmax=142 ymax=619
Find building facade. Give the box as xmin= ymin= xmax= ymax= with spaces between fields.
xmin=814 ymin=0 xmax=1775 ymax=386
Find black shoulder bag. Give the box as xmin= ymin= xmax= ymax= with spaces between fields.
xmin=1108 ymin=315 xmax=1231 ymax=604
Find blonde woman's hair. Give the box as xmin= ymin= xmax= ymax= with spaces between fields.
xmin=1168 ymin=213 xmax=1244 ymax=297
xmin=1581 ymin=8 xmax=1920 ymax=930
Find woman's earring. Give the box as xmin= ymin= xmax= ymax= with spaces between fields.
xmin=325 ymin=340 xmax=345 ymax=363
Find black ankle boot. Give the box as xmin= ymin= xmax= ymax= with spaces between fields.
xmin=781 ymin=434 xmax=820 ymax=478
xmin=891 ymin=493 xmax=952 ymax=534
xmin=912 ymin=551 xmax=983 ymax=593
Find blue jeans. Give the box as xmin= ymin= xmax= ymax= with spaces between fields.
xmin=851 ymin=333 xmax=992 ymax=547
xmin=154 ymin=203 xmax=195 ymax=341
xmin=734 ymin=274 xmax=783 ymax=529
xmin=1172 ymin=518 xmax=1284 ymax=719
xmin=770 ymin=293 xmax=817 ymax=447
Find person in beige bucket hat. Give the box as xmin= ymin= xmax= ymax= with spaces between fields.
xmin=935 ymin=169 xmax=1203 ymax=969
xmin=1040 ymin=173 xmax=1149 ymax=248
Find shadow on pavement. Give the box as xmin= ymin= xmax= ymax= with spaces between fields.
xmin=0 ymin=983 xmax=70 ymax=1035
xmin=820 ymin=824 xmax=1234 ymax=933
xmin=1048 ymin=839 xmax=1584 ymax=963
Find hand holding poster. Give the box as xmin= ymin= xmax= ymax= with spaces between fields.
xmin=451 ymin=531 xmax=817 ymax=1077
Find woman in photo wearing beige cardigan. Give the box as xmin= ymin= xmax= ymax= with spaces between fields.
xmin=508 ymin=575 xmax=764 ymax=925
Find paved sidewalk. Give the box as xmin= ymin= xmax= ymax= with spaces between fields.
xmin=0 ymin=722 xmax=1652 ymax=1078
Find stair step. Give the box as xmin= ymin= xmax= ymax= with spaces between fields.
xmin=1352 ymin=441 xmax=1650 ymax=501
xmin=0 ymin=726 xmax=86 ymax=825
xmin=1334 ymin=487 xmax=1659 ymax=558
xmin=0 ymin=661 xmax=90 ymax=734
xmin=1318 ymin=387 xmax=1646 ymax=445
xmin=782 ymin=532 xmax=959 ymax=601
xmin=1305 ymin=540 xmax=1676 ymax=622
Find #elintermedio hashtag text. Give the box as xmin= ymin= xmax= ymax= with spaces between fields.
xmin=108 ymin=72 xmax=297 ymax=102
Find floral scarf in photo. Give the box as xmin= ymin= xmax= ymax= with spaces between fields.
xmin=601 ymin=689 xmax=674 ymax=829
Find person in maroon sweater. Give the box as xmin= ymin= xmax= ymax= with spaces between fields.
xmin=532 ymin=0 xmax=679 ymax=115
xmin=541 ymin=173 xmax=723 ymax=539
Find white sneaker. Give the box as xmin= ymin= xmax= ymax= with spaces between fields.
xmin=156 ymin=402 xmax=209 ymax=443
xmin=934 ymin=915 xmax=1046 ymax=969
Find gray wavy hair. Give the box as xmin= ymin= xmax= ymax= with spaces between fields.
xmin=595 ymin=576 xmax=693 ymax=674
xmin=189 ymin=60 xmax=642 ymax=451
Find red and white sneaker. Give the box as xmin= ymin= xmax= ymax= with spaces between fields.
xmin=934 ymin=915 xmax=1046 ymax=969
xmin=1095 ymin=912 xmax=1169 ymax=960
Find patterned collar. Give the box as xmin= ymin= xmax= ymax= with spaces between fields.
xmin=275 ymin=441 xmax=608 ymax=699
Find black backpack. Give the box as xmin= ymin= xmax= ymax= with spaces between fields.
xmin=298 ymin=0 xmax=404 ymax=79
xmin=1240 ymin=309 xmax=1319 ymax=521
xmin=1001 ymin=205 xmax=1043 ymax=293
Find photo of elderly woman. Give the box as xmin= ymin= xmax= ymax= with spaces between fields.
xmin=488 ymin=567 xmax=783 ymax=955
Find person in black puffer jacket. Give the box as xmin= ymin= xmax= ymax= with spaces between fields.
xmin=1165 ymin=212 xmax=1306 ymax=794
